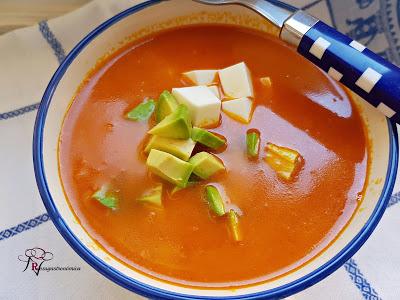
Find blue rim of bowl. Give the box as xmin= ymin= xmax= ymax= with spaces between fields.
xmin=33 ymin=0 xmax=399 ymax=299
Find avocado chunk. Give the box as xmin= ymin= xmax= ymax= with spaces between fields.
xmin=205 ymin=185 xmax=225 ymax=216
xmin=137 ymin=183 xmax=163 ymax=206
xmin=171 ymin=180 xmax=198 ymax=195
xmin=144 ymin=135 xmax=196 ymax=161
xmin=155 ymin=90 xmax=178 ymax=122
xmin=126 ymin=99 xmax=155 ymax=121
xmin=148 ymin=104 xmax=192 ymax=139
xmin=92 ymin=185 xmax=118 ymax=210
xmin=146 ymin=149 xmax=194 ymax=187
xmin=191 ymin=127 xmax=226 ymax=149
xmin=189 ymin=152 xmax=225 ymax=179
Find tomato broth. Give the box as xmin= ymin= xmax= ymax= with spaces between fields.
xmin=59 ymin=25 xmax=368 ymax=286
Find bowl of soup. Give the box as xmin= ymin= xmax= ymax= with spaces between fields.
xmin=33 ymin=0 xmax=398 ymax=299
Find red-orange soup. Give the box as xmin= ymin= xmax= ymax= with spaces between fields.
xmin=59 ymin=25 xmax=368 ymax=286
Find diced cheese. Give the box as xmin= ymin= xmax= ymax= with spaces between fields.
xmin=260 ymin=77 xmax=272 ymax=87
xmin=172 ymin=86 xmax=221 ymax=127
xmin=208 ymin=85 xmax=221 ymax=99
xmin=219 ymin=62 xmax=254 ymax=98
xmin=222 ymin=97 xmax=253 ymax=123
xmin=183 ymin=70 xmax=218 ymax=85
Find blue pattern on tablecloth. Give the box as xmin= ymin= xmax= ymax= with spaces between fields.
xmin=0 ymin=214 xmax=50 ymax=241
xmin=38 ymin=21 xmax=66 ymax=64
xmin=0 ymin=21 xmax=64 ymax=121
xmin=0 ymin=102 xmax=40 ymax=120
xmin=344 ymin=259 xmax=381 ymax=300
xmin=322 ymin=0 xmax=400 ymax=65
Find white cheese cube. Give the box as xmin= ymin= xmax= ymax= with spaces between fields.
xmin=207 ymin=85 xmax=221 ymax=99
xmin=222 ymin=97 xmax=253 ymax=123
xmin=219 ymin=62 xmax=254 ymax=98
xmin=172 ymin=86 xmax=221 ymax=127
xmin=183 ymin=70 xmax=218 ymax=85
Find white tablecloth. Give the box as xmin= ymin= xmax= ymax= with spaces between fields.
xmin=1 ymin=0 xmax=399 ymax=299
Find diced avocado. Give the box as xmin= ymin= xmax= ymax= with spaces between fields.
xmin=246 ymin=131 xmax=260 ymax=158
xmin=155 ymin=90 xmax=178 ymax=122
xmin=191 ymin=127 xmax=226 ymax=150
xmin=92 ymin=185 xmax=118 ymax=209
xmin=137 ymin=183 xmax=163 ymax=206
xmin=148 ymin=104 xmax=192 ymax=139
xmin=144 ymin=135 xmax=196 ymax=161
xmin=205 ymin=185 xmax=225 ymax=216
xmin=228 ymin=209 xmax=242 ymax=242
xmin=171 ymin=180 xmax=198 ymax=195
xmin=189 ymin=152 xmax=225 ymax=179
xmin=264 ymin=143 xmax=302 ymax=180
xmin=126 ymin=99 xmax=155 ymax=121
xmin=146 ymin=149 xmax=194 ymax=187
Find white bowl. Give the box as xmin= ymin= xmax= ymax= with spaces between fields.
xmin=33 ymin=0 xmax=398 ymax=298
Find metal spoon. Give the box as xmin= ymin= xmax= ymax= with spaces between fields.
xmin=195 ymin=0 xmax=400 ymax=123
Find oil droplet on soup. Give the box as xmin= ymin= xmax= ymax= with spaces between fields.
xmin=59 ymin=25 xmax=368 ymax=286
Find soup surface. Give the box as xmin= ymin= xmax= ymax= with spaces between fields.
xmin=59 ymin=25 xmax=368 ymax=286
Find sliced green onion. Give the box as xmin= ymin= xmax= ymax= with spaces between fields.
xmin=246 ymin=130 xmax=260 ymax=157
xmin=228 ymin=209 xmax=242 ymax=242
xmin=205 ymin=185 xmax=225 ymax=216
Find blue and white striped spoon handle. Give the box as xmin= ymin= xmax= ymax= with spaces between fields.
xmin=281 ymin=11 xmax=400 ymax=123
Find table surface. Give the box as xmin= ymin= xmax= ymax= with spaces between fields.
xmin=0 ymin=0 xmax=90 ymax=35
